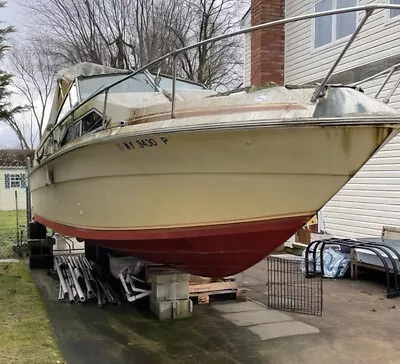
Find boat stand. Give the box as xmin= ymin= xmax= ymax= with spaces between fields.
xmin=305 ymin=238 xmax=400 ymax=298
xmin=27 ymin=221 xmax=55 ymax=269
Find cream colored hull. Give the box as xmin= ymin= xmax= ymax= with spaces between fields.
xmin=30 ymin=122 xmax=394 ymax=231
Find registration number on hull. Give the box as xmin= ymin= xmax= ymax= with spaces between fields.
xmin=117 ymin=137 xmax=168 ymax=151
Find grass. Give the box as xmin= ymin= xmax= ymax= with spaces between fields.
xmin=0 ymin=262 xmax=63 ymax=363
xmin=0 ymin=210 xmax=27 ymax=258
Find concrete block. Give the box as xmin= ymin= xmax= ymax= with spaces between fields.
xmin=152 ymin=272 xmax=190 ymax=285
xmin=152 ymin=280 xmax=189 ymax=301
xmin=150 ymin=297 xmax=193 ymax=321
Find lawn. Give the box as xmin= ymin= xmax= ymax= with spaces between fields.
xmin=0 ymin=210 xmax=27 ymax=258
xmin=0 ymin=262 xmax=63 ymax=363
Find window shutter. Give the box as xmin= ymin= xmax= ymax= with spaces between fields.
xmin=4 ymin=174 xmax=10 ymax=189
xmin=21 ymin=174 xmax=26 ymax=188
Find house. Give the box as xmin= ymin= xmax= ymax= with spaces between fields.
xmin=242 ymin=0 xmax=400 ymax=238
xmin=0 ymin=149 xmax=33 ymax=211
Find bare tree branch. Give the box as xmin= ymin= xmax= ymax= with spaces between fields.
xmin=8 ymin=40 xmax=58 ymax=148
xmin=20 ymin=0 xmax=246 ymax=90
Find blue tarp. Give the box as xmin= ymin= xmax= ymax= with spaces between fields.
xmin=301 ymin=248 xmax=350 ymax=278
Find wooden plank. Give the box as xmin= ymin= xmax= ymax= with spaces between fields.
xmin=189 ymin=275 xmax=235 ymax=284
xmin=190 ymin=289 xmax=238 ymax=297
xmin=189 ymin=281 xmax=238 ymax=294
xmin=382 ymin=225 xmax=400 ymax=240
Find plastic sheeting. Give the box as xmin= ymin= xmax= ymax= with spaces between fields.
xmin=301 ymin=247 xmax=350 ymax=278
xmin=109 ymin=255 xmax=144 ymax=279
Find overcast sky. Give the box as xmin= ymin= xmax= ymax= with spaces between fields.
xmin=0 ymin=1 xmax=25 ymax=148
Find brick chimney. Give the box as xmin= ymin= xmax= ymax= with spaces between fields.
xmin=251 ymin=0 xmax=285 ymax=86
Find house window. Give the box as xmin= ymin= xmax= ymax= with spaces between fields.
xmin=314 ymin=0 xmax=357 ymax=48
xmin=4 ymin=173 xmax=26 ymax=189
xmin=389 ymin=0 xmax=400 ymax=19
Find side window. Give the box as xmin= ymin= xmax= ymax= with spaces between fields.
xmin=60 ymin=120 xmax=82 ymax=147
xmin=21 ymin=174 xmax=26 ymax=188
xmin=59 ymin=111 xmax=102 ymax=147
xmin=4 ymin=173 xmax=26 ymax=189
xmin=69 ymin=83 xmax=79 ymax=108
xmin=58 ymin=96 xmax=71 ymax=122
xmin=82 ymin=112 xmax=103 ymax=134
xmin=4 ymin=173 xmax=9 ymax=188
xmin=336 ymin=0 xmax=357 ymax=39
xmin=314 ymin=0 xmax=333 ymax=48
xmin=314 ymin=0 xmax=357 ymax=49
xmin=57 ymin=81 xmax=79 ymax=124
xmin=390 ymin=0 xmax=400 ymax=18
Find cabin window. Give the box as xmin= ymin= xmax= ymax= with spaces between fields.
xmin=4 ymin=173 xmax=26 ymax=189
xmin=82 ymin=111 xmax=103 ymax=134
xmin=58 ymin=94 xmax=71 ymax=121
xmin=59 ymin=111 xmax=101 ymax=147
xmin=57 ymin=81 xmax=79 ymax=123
xmin=314 ymin=0 xmax=357 ymax=48
xmin=79 ymin=73 xmax=154 ymax=101
xmin=157 ymin=76 xmax=207 ymax=91
xmin=60 ymin=121 xmax=82 ymax=147
xmin=69 ymin=83 xmax=79 ymax=108
xmin=390 ymin=0 xmax=400 ymax=18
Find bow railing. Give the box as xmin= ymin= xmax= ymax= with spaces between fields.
xmin=352 ymin=62 xmax=400 ymax=104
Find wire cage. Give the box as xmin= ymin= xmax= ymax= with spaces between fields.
xmin=266 ymin=256 xmax=323 ymax=316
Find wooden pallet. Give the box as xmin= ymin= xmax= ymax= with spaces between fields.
xmin=189 ymin=276 xmax=238 ymax=304
xmin=144 ymin=264 xmax=240 ymax=304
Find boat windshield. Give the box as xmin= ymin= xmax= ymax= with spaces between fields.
xmin=79 ymin=73 xmax=155 ymax=100
xmin=57 ymin=81 xmax=79 ymax=123
xmin=54 ymin=72 xmax=207 ymax=126
xmin=157 ymin=76 xmax=206 ymax=91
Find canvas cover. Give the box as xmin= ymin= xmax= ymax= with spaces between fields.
xmin=48 ymin=62 xmax=128 ymax=126
xmin=58 ymin=62 xmax=127 ymax=84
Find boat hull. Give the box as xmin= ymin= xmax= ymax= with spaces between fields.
xmin=30 ymin=120 xmax=395 ymax=276
xmin=34 ymin=214 xmax=308 ymax=277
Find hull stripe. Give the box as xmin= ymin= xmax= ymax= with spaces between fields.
xmin=34 ymin=214 xmax=310 ymax=241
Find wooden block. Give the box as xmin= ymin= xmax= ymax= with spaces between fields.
xmin=198 ymin=294 xmax=209 ymax=304
xmin=237 ymin=288 xmax=247 ymax=302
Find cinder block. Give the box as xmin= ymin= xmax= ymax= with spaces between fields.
xmin=150 ymin=297 xmax=193 ymax=321
xmin=152 ymin=281 xmax=189 ymax=301
xmin=152 ymin=272 xmax=190 ymax=285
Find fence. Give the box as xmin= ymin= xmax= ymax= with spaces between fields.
xmin=0 ymin=150 xmax=32 ymax=259
xmin=239 ymin=255 xmax=323 ymax=316
xmin=265 ymin=256 xmax=323 ymax=316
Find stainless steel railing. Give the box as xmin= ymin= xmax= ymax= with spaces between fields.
xmin=36 ymin=3 xmax=400 ymax=162
xmin=351 ymin=62 xmax=400 ymax=104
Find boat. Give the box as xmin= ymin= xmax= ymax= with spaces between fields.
xmin=29 ymin=6 xmax=400 ymax=277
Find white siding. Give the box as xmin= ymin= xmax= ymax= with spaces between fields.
xmin=285 ymin=0 xmax=400 ymax=85
xmin=242 ymin=11 xmax=252 ymax=87
xmin=321 ymin=70 xmax=400 ymax=238
xmin=0 ymin=168 xmax=27 ymax=211
xmin=284 ymin=0 xmax=400 ymax=238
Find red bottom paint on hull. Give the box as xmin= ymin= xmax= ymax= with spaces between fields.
xmin=34 ymin=215 xmax=309 ymax=277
